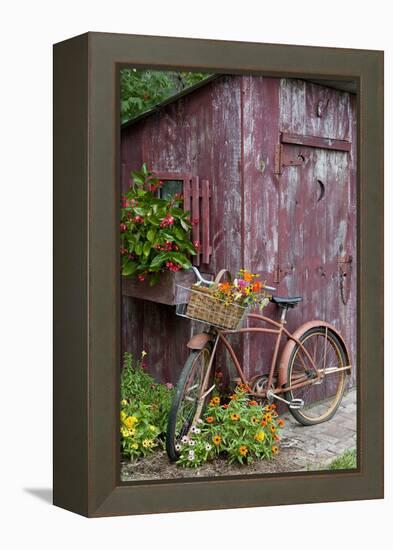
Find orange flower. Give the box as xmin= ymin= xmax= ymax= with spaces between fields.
xmin=230 ymin=413 xmax=240 ymax=421
xmin=239 ymin=445 xmax=248 ymax=456
xmin=277 ymin=419 xmax=285 ymax=427
xmin=270 ymin=424 xmax=276 ymax=433
xmin=252 ymin=281 xmax=262 ymax=292
xmin=272 ymin=445 xmax=279 ymax=454
xmin=248 ymin=400 xmax=258 ymax=407
xmin=243 ymin=271 xmax=253 ymax=282
xmin=219 ymin=282 xmax=232 ymax=294
xmin=261 ymin=420 xmax=267 ymax=427
xmin=222 ymin=404 xmax=229 ymax=409
xmin=210 ymin=396 xmax=220 ymax=406
xmin=206 ymin=416 xmax=214 ymax=423
xmin=270 ymin=404 xmax=277 ymax=410
xmin=273 ymin=434 xmax=280 ymax=441
xmin=230 ymin=394 xmax=238 ymax=401
xmin=212 ymin=435 xmax=222 ymax=446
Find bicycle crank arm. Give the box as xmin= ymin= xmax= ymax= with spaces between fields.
xmin=266 ymin=390 xmax=304 ymax=410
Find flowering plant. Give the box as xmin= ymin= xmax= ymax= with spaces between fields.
xmin=120 ymin=351 xmax=174 ymax=460
xmin=176 ymin=386 xmax=284 ymax=468
xmin=213 ymin=269 xmax=270 ymax=310
xmin=120 ymin=164 xmax=197 ymax=284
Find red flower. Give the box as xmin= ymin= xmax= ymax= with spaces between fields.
xmin=138 ymin=274 xmax=145 ymax=282
xmin=120 ymin=223 xmax=127 ymax=232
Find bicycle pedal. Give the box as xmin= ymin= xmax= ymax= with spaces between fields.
xmin=289 ymin=398 xmax=304 ymax=410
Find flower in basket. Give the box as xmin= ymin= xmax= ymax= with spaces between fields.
xmin=214 ymin=269 xmax=270 ymax=311
xmin=120 ymin=163 xmax=197 ymax=285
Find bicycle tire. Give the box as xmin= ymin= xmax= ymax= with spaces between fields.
xmin=166 ymin=344 xmax=213 ymax=461
xmin=285 ymin=327 xmax=347 ymax=426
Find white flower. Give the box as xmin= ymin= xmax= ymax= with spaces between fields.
xmin=188 ymin=439 xmax=196 ymax=446
xmin=141 ymin=350 xmax=147 ymax=357
xmin=181 ymin=435 xmax=189 ymax=443
xmin=190 ymin=426 xmax=197 ymax=433
xmin=188 ymin=453 xmax=195 ymax=461
xmin=197 ymin=418 xmax=203 ymax=424
xmin=205 ymin=444 xmax=212 ymax=451
xmin=175 ymin=444 xmax=181 ymax=451
xmin=194 ymin=427 xmax=201 ymax=434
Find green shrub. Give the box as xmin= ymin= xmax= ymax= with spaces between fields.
xmin=176 ymin=387 xmax=284 ymax=468
xmin=120 ymin=351 xmax=173 ymax=460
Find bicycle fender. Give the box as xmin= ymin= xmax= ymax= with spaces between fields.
xmin=277 ymin=320 xmax=352 ymax=387
xmin=186 ymin=332 xmax=213 ymax=350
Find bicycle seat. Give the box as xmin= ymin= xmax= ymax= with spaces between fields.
xmin=271 ymin=296 xmax=303 ymax=309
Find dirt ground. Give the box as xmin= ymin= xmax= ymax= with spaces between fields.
xmin=121 ymin=444 xmax=327 ymax=482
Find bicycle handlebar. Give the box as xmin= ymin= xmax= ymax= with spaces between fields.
xmin=191 ymin=267 xmax=277 ymax=292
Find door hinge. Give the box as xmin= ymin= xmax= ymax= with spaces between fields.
xmin=273 ymin=264 xmax=292 ymax=284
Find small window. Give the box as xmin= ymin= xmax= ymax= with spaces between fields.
xmin=158 ymin=180 xmax=183 ymax=199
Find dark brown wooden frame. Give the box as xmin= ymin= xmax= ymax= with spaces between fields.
xmin=53 ymin=32 xmax=383 ymax=517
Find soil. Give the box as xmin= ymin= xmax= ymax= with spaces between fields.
xmin=120 ymin=442 xmax=326 ymax=482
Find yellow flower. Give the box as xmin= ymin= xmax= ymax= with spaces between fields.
xmin=230 ymin=413 xmax=240 ymax=421
xmin=142 ymin=438 xmax=154 ymax=448
xmin=131 ymin=443 xmax=138 ymax=450
xmin=211 ymin=396 xmax=221 ymax=406
xmin=149 ymin=425 xmax=157 ymax=433
xmin=121 ymin=399 xmax=128 ymax=406
xmin=120 ymin=411 xmax=127 ymax=421
xmin=251 ymin=416 xmax=259 ymax=425
xmin=272 ymin=445 xmax=279 ymax=455
xmin=123 ymin=416 xmax=138 ymax=428
xmin=255 ymin=431 xmax=265 ymax=442
xmin=212 ymin=435 xmax=222 ymax=446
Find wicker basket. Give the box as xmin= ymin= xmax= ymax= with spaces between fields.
xmin=181 ymin=269 xmax=246 ymax=330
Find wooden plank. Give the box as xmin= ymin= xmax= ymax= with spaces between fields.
xmin=121 ymin=270 xmax=196 ymax=305
xmin=191 ymin=176 xmax=200 ymax=265
xmin=201 ymin=179 xmax=211 ymax=264
xmin=281 ymin=132 xmax=351 ymax=152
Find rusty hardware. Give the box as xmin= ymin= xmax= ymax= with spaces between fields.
xmin=274 ymin=144 xmax=306 ymax=175
xmin=316 ymin=179 xmax=325 ymax=202
xmin=317 ymin=98 xmax=330 ymax=118
xmin=273 ymin=264 xmax=293 ymax=284
xmin=338 ymin=255 xmax=353 ymax=305
xmin=281 ymin=132 xmax=351 ymax=152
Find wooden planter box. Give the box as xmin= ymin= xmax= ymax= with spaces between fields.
xmin=122 ymin=270 xmax=203 ymax=306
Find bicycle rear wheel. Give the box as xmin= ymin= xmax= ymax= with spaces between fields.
xmin=166 ymin=344 xmax=213 ymax=461
xmin=285 ymin=328 xmax=347 ymax=425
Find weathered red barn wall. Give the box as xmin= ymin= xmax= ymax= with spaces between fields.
xmin=120 ymin=75 xmax=357 ymax=387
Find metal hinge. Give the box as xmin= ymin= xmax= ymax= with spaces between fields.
xmin=274 ymin=143 xmax=305 ymax=175
xmin=273 ymin=264 xmax=292 ymax=284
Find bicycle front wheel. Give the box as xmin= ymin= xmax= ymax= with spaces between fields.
xmin=166 ymin=344 xmax=213 ymax=461
xmin=285 ymin=328 xmax=347 ymax=425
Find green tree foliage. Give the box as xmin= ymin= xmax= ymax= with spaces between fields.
xmin=120 ymin=69 xmax=211 ymax=124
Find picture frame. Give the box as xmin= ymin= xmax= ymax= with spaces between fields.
xmin=53 ymin=32 xmax=383 ymax=517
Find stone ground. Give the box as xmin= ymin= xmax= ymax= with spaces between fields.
xmin=121 ymin=388 xmax=356 ymax=482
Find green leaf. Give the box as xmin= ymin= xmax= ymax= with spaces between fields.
xmin=135 ymin=243 xmax=143 ymax=255
xmin=150 ymin=252 xmax=169 ymax=268
xmin=133 ymin=207 xmax=145 ymax=216
xmin=180 ymin=218 xmax=191 ymax=231
xmin=149 ymin=215 xmax=160 ymax=226
xmin=132 ymin=173 xmax=145 ymax=185
xmin=141 ymin=163 xmax=148 ymax=176
xmin=161 ymin=232 xmax=175 ymax=241
xmin=170 ymin=252 xmax=192 ymax=269
xmin=122 ymin=261 xmax=137 ymax=277
xmin=174 ymin=227 xmax=184 ymax=241
xmin=146 ymin=230 xmax=155 ymax=242
xmin=143 ymin=241 xmax=151 ymax=256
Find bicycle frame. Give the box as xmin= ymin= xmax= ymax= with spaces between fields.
xmin=198 ymin=311 xmax=350 ymax=400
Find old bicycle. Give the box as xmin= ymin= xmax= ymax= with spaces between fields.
xmin=166 ymin=267 xmax=352 ymax=461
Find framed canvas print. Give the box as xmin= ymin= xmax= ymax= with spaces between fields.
xmin=53 ymin=32 xmax=383 ymax=517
